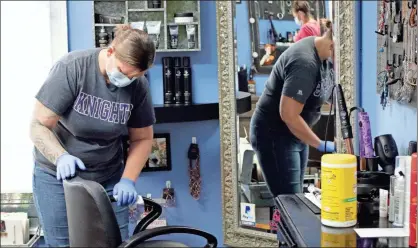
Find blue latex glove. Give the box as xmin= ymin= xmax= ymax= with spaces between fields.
xmin=317 ymin=140 xmax=336 ymax=153
xmin=113 ymin=178 xmax=138 ymax=206
xmin=55 ymin=153 xmax=86 ymax=180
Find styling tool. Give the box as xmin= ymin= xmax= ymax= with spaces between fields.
xmin=358 ymin=111 xmax=374 ymax=158
xmin=349 ymin=107 xmax=377 ymax=170
xmin=374 ymin=134 xmax=399 ymax=174
xmin=266 ymin=11 xmax=280 ymax=43
xmin=336 ymin=84 xmax=354 ymax=154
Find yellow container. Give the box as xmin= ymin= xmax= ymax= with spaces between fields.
xmin=321 ymin=154 xmax=357 ymax=227
xmin=321 ymin=226 xmax=357 ymax=247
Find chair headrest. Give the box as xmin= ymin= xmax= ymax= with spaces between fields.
xmin=63 ymin=177 xmax=122 ymax=247
xmin=240 ymin=150 xmax=255 ymax=184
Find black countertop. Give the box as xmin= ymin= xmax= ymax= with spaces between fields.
xmin=275 ymin=194 xmax=410 ymax=247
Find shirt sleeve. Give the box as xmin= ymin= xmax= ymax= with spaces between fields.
xmin=127 ymin=77 xmax=156 ymax=128
xmin=281 ymin=60 xmax=319 ymax=104
xmin=35 ymin=61 xmax=78 ymax=115
xmin=294 ymin=25 xmax=315 ymax=42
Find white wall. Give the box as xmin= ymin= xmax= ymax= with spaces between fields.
xmin=1 ymin=1 xmax=68 ymax=193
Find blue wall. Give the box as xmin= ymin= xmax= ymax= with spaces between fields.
xmin=360 ymin=1 xmax=417 ymax=154
xmin=67 ymin=1 xmax=223 ymax=246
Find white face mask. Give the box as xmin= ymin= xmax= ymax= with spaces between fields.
xmin=106 ymin=55 xmax=137 ymax=87
xmin=294 ymin=17 xmax=302 ymax=26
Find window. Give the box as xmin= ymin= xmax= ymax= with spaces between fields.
xmin=1 ymin=1 xmax=68 ymax=193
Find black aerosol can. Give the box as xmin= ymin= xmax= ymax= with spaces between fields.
xmin=182 ymin=57 xmax=192 ymax=105
xmin=174 ymin=57 xmax=183 ymax=105
xmin=162 ymin=57 xmax=174 ymax=104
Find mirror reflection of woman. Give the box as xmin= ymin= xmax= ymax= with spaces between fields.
xmin=292 ymin=1 xmax=321 ymax=42
xmin=249 ymin=19 xmax=335 ymax=197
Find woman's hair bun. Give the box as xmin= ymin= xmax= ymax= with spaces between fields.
xmin=319 ymin=18 xmax=332 ymax=30
xmin=319 ymin=18 xmax=333 ymax=39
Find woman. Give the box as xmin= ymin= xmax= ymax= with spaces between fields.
xmin=292 ymin=1 xmax=321 ymax=42
xmin=250 ymin=19 xmax=335 ymax=197
xmin=29 ymin=24 xmax=155 ymax=246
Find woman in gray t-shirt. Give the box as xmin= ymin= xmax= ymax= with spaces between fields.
xmin=29 ymin=25 xmax=156 ymax=246
xmin=250 ymin=19 xmax=335 ymax=197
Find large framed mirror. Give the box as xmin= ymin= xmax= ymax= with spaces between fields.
xmin=216 ymin=1 xmax=356 ymax=246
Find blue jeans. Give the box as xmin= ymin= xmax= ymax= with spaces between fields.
xmin=32 ymin=164 xmax=129 ymax=247
xmin=250 ymin=111 xmax=309 ymax=197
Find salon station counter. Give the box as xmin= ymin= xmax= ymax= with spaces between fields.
xmin=275 ymin=194 xmax=410 ymax=247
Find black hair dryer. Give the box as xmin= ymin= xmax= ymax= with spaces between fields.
xmin=374 ymin=134 xmax=398 ymax=175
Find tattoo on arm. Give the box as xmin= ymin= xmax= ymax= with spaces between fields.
xmin=29 ymin=102 xmax=66 ymax=164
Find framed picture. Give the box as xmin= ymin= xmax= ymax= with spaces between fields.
xmin=122 ymin=133 xmax=172 ymax=172
xmin=143 ymin=133 xmax=172 ymax=172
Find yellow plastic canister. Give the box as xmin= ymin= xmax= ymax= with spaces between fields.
xmin=321 ymin=226 xmax=357 ymax=247
xmin=321 ymin=154 xmax=357 ymax=227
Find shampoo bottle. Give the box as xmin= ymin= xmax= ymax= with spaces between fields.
xmin=393 ymin=171 xmax=406 ymax=227
xmin=183 ymin=57 xmax=192 ymax=105
xmin=389 ymin=175 xmax=396 ymax=222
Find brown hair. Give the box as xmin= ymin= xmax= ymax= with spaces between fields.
xmin=292 ymin=1 xmax=312 ymax=16
xmin=111 ymin=24 xmax=155 ymax=71
xmin=319 ymin=18 xmax=333 ymax=40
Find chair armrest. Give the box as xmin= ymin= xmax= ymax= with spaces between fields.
xmin=119 ymin=226 xmax=217 ymax=248
xmin=132 ymin=197 xmax=162 ymax=234
xmin=109 ymin=196 xmax=163 ymax=234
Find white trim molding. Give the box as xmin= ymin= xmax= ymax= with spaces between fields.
xmin=49 ymin=1 xmax=68 ymax=63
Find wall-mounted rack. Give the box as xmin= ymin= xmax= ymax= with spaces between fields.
xmin=92 ymin=0 xmax=201 ymax=52
xmin=375 ymin=0 xmax=417 ymax=108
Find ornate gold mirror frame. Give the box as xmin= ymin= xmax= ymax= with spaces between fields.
xmin=216 ymin=1 xmax=356 ymax=246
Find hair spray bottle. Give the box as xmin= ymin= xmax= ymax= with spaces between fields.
xmin=173 ymin=57 xmax=183 ymax=105
xmin=183 ymin=57 xmax=192 ymax=105
xmin=162 ymin=57 xmax=174 ymax=105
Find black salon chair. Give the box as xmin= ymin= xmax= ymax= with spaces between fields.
xmin=63 ymin=176 xmax=217 ymax=248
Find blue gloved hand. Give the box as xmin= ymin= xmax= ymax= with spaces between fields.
xmin=113 ymin=178 xmax=138 ymax=206
xmin=55 ymin=153 xmax=86 ymax=180
xmin=317 ymin=140 xmax=336 ymax=153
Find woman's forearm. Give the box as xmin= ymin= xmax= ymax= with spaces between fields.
xmin=30 ymin=119 xmax=66 ymax=164
xmin=122 ymin=139 xmax=152 ymax=182
xmin=284 ymin=116 xmax=321 ymax=148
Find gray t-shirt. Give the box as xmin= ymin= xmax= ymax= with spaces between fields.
xmin=34 ymin=48 xmax=155 ymax=182
xmin=256 ymin=36 xmax=334 ymax=130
